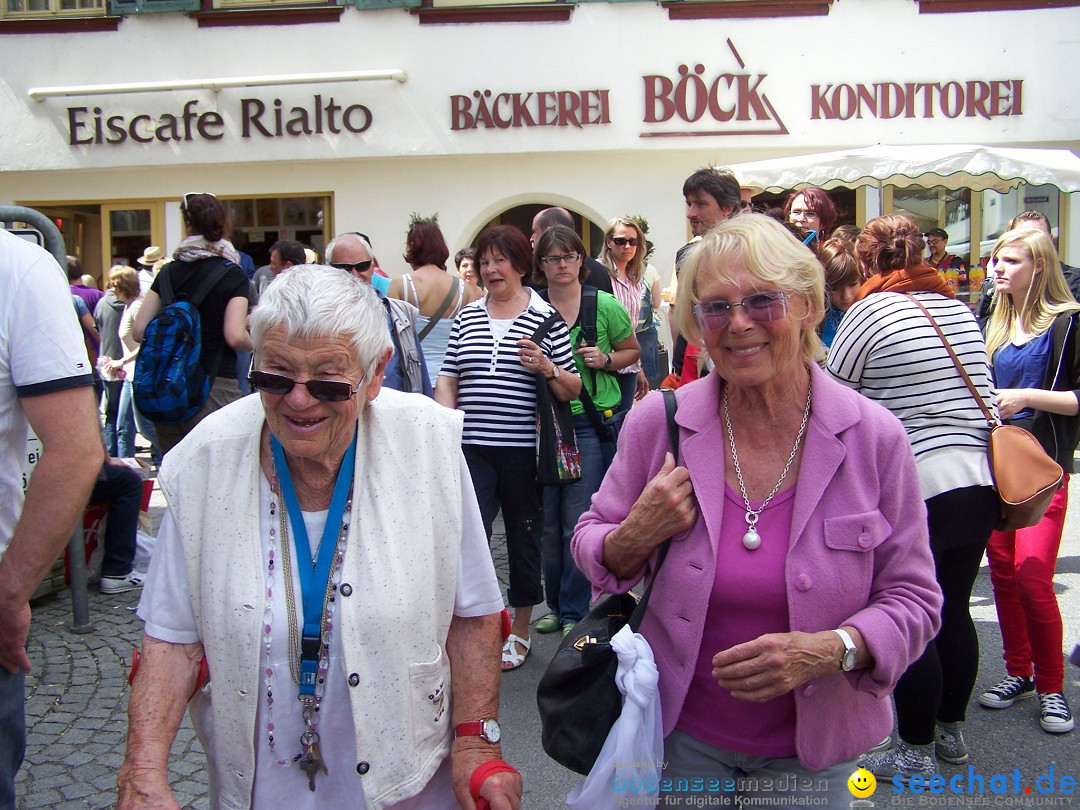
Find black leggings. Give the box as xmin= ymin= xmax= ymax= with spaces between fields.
xmin=894 ymin=485 xmax=998 ymax=745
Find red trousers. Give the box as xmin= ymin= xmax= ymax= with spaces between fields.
xmin=985 ymin=479 xmax=1068 ymax=694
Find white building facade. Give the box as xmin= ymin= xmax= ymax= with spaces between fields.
xmin=1 ymin=0 xmax=1078 ymax=281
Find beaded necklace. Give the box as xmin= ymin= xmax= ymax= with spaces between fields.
xmin=263 ymin=474 xmax=351 ymax=774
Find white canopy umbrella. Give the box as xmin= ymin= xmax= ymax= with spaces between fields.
xmin=730 ymin=144 xmax=1080 ymax=194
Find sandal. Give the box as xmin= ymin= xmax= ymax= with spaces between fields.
xmin=501 ymin=634 xmax=531 ymax=672
xmin=535 ymin=613 xmax=561 ymax=634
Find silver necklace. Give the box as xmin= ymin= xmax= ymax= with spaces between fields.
xmin=723 ymin=372 xmax=812 ymax=550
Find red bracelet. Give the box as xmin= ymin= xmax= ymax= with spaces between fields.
xmin=470 ymin=759 xmax=518 ymax=810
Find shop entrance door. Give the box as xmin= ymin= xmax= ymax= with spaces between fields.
xmin=102 ymin=202 xmax=166 ymax=274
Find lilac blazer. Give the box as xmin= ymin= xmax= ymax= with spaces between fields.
xmin=572 ymin=363 xmax=943 ymax=771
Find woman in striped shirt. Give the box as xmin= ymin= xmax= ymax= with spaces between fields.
xmin=598 ymin=217 xmax=650 ymax=412
xmin=827 ymin=214 xmax=997 ymax=780
xmin=436 ymin=225 xmax=581 ymax=671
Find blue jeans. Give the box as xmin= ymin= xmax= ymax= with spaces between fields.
xmin=616 ymin=372 xmax=637 ymax=415
xmin=115 ymin=379 xmax=138 ymax=459
xmin=101 ymin=379 xmax=123 ymax=457
xmin=92 ymin=462 xmax=143 ymax=578
xmin=637 ymin=325 xmax=662 ymax=388
xmin=542 ymin=415 xmax=603 ymax=625
xmin=119 ymin=380 xmax=160 ymax=463
xmin=0 ymin=666 xmax=25 ymax=810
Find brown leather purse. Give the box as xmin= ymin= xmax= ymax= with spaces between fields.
xmin=906 ymin=295 xmax=1063 ymax=531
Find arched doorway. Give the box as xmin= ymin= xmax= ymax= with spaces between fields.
xmin=478 ymin=203 xmax=605 ymax=256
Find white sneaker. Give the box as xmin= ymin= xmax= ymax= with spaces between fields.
xmin=1038 ymin=693 xmax=1074 ymax=733
xmin=100 ymin=571 xmax=145 ymax=594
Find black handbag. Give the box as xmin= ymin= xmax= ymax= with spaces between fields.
xmin=536 ymin=390 xmax=679 ymax=775
xmin=532 ymin=312 xmax=582 ymax=486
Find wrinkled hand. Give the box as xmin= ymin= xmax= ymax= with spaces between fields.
xmin=515 ymin=339 xmax=552 ymax=377
xmin=451 ymin=741 xmax=521 ymax=810
xmin=712 ymin=631 xmax=839 ymax=703
xmin=634 ymin=370 xmax=650 ymax=401
xmin=116 ymin=764 xmax=179 ymax=810
xmin=995 ymin=388 xmax=1028 ymax=421
xmin=0 ymin=601 xmax=32 ymax=674
xmin=624 ymin=452 xmax=697 ymax=547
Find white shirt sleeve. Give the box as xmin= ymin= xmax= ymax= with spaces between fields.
xmin=453 ymin=453 xmax=504 ymax=618
xmin=136 ymin=507 xmax=200 ymax=644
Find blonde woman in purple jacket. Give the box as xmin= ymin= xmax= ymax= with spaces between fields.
xmin=573 ymin=214 xmax=942 ymax=806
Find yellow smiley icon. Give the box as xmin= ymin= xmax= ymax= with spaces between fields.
xmin=848 ymin=768 xmax=877 ymax=798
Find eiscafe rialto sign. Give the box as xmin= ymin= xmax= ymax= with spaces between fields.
xmin=65 ymin=95 xmax=372 ymax=145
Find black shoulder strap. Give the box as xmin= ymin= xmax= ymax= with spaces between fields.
xmin=628 ymin=388 xmax=680 ymax=629
xmin=187 ymin=259 xmax=233 ymax=309
xmin=530 ymin=310 xmax=562 ymax=344
xmin=417 ymin=277 xmax=460 ymax=343
xmin=580 ymin=286 xmax=598 ymax=347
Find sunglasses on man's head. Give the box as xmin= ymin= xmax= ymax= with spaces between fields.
xmin=693 ymin=292 xmax=789 ymax=334
xmin=610 ymin=237 xmax=637 ymax=247
xmin=248 ymin=370 xmax=361 ymax=402
xmin=330 ymin=259 xmax=374 ymax=274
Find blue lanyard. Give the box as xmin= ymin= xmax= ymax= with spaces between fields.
xmin=270 ymin=431 xmax=357 ymax=696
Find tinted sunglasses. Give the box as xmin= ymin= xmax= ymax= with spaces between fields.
xmin=610 ymin=237 xmax=638 ymax=247
xmin=693 ymin=292 xmax=789 ymax=333
xmin=330 ymin=259 xmax=374 ymax=274
xmin=248 ymin=370 xmax=361 ymax=402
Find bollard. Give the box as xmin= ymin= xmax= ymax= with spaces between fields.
xmin=67 ymin=524 xmax=93 ymax=634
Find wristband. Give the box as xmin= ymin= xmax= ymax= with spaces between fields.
xmin=470 ymin=759 xmax=518 ymax=810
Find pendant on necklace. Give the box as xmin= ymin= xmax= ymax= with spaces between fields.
xmin=742 ymin=528 xmax=762 ymax=551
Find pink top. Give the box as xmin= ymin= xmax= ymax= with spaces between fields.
xmin=609 ymin=271 xmax=643 ymax=374
xmin=677 ymin=484 xmax=797 ymax=756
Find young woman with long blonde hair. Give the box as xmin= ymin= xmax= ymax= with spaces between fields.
xmin=979 ymin=227 xmax=1079 ymax=735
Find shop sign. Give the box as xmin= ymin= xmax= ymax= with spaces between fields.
xmin=65 ymin=96 xmax=371 ymax=146
xmin=639 ymin=40 xmax=788 ymax=138
xmin=449 ymin=89 xmax=611 ymax=130
xmin=810 ymin=80 xmax=1023 ymax=121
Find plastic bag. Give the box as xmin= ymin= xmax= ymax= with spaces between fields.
xmin=566 ymin=625 xmax=664 ymax=808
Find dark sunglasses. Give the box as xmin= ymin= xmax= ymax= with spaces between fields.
xmin=248 ymin=370 xmax=361 ymax=402
xmin=330 ymin=259 xmax=374 ymax=274
xmin=610 ymin=237 xmax=638 ymax=247
xmin=693 ymin=292 xmax=789 ymax=334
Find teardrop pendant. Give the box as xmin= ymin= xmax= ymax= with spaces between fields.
xmin=742 ymin=528 xmax=761 ymax=551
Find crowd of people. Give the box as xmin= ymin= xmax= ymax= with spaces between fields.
xmin=0 ymin=169 xmax=1076 ymax=810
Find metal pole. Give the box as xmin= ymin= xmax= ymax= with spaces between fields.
xmin=67 ymin=526 xmax=93 ymax=634
xmin=2 ymin=206 xmax=92 ymax=632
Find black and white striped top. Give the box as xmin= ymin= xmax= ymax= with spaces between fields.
xmin=826 ymin=291 xmax=995 ymax=499
xmin=440 ymin=290 xmax=578 ymax=447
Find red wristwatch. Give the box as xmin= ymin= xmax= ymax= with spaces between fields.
xmin=455 ymin=719 xmax=502 ymax=744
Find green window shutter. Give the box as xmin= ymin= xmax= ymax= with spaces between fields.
xmin=110 ymin=0 xmax=198 ymax=13
xmin=355 ymin=0 xmax=420 ymax=10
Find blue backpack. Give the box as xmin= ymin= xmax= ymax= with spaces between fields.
xmin=133 ymin=259 xmax=230 ymax=424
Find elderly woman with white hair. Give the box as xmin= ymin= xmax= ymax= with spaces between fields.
xmin=118 ymin=265 xmax=522 ymax=810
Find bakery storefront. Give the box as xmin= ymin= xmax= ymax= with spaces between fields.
xmin=1 ymin=0 xmax=1077 ymax=284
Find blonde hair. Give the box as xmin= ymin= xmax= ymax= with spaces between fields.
xmin=984 ymin=228 xmax=1080 ymax=359
xmin=676 ymin=213 xmax=826 ymax=365
xmin=598 ymin=217 xmax=645 ymax=285
xmin=109 ymin=265 xmax=140 ymax=299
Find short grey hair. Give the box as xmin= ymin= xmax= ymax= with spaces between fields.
xmin=325 ymin=232 xmax=376 ymax=264
xmin=250 ymin=264 xmax=392 ymax=383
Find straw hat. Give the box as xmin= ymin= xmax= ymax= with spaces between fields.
xmin=137 ymin=246 xmax=165 ymax=266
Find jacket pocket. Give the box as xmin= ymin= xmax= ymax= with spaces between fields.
xmin=409 ymin=646 xmax=450 ymax=748
xmin=823 ymin=510 xmax=891 ymax=596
